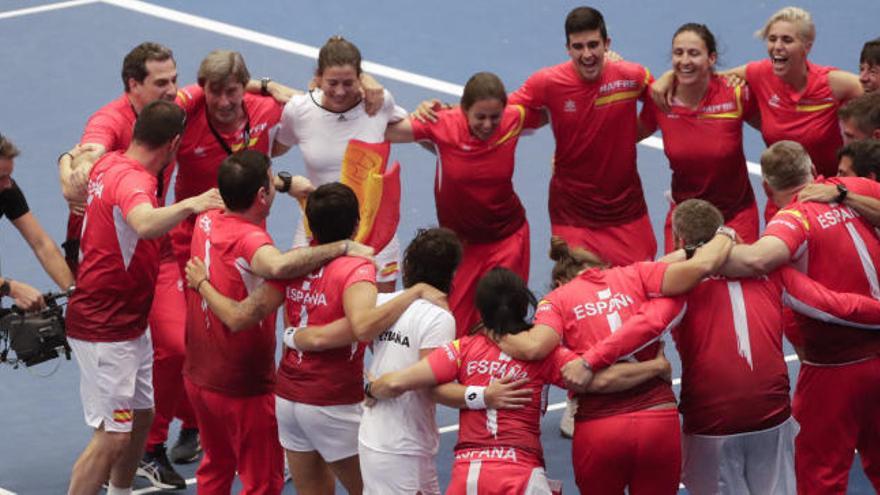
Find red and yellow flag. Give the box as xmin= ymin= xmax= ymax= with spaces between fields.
xmin=301 ymin=140 xmax=401 ymax=252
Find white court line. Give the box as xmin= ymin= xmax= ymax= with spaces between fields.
xmin=0 ymin=488 xmax=17 ymax=495
xmin=98 ymin=0 xmax=762 ymax=177
xmin=0 ymin=0 xmax=764 ymax=177
xmin=0 ymin=0 xmax=97 ymax=20
xmin=100 ymin=0 xmax=465 ymax=96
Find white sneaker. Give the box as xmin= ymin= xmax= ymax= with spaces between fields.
xmin=559 ymin=397 xmax=577 ymax=439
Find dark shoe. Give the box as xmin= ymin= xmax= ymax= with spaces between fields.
xmin=137 ymin=444 xmax=187 ymax=490
xmin=170 ymin=428 xmax=202 ymax=464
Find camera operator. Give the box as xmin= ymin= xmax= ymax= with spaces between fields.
xmin=0 ymin=134 xmax=74 ymax=311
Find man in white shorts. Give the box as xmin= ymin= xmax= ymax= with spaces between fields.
xmin=64 ymin=101 xmax=223 ymax=495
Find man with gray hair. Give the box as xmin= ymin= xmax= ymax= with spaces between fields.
xmin=722 ymin=140 xmax=880 ymax=493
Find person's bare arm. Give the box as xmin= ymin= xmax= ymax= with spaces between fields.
xmin=186 ymin=258 xmax=284 ymax=331
xmin=58 ymin=143 xmax=105 ymax=209
xmin=271 ymin=139 xmax=293 ymax=157
xmin=343 ymin=281 xmax=447 ymax=342
xmin=245 ymin=78 xmax=302 ymax=104
xmin=1 ymin=276 xmax=44 ymax=311
xmin=286 ymin=317 xmax=356 ymax=351
xmin=360 ymin=73 xmax=385 ymax=116
xmin=828 ymin=70 xmax=864 ymax=102
xmin=369 ymin=358 xmax=439 ymax=399
xmin=585 ymin=345 xmax=671 ymax=393
xmin=496 ymin=324 xmax=561 ymax=361
xmin=272 ymin=174 xmax=314 ymax=201
xmin=798 ymin=185 xmax=880 ymax=227
xmin=248 ymin=240 xmax=373 ymax=280
xmin=721 ymin=236 xmax=793 ymax=278
xmin=384 ymin=118 xmax=416 ymax=143
xmin=11 ymin=212 xmax=74 ymax=290
xmin=431 ymin=375 xmax=531 ymax=410
xmin=660 ymin=233 xmax=734 ymax=296
xmin=126 ymin=188 xmax=224 ymax=239
xmin=717 ymin=64 xmax=748 ymax=82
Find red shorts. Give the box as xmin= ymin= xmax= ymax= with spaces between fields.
xmin=552 ymin=213 xmax=656 ymax=267
xmin=572 ymin=407 xmax=681 ymax=495
xmin=169 ymin=216 xmax=196 ymax=275
xmin=146 ymin=259 xmax=196 ymax=447
xmin=447 ymin=447 xmax=558 ymax=495
xmin=793 ymin=357 xmax=880 ymax=494
xmin=663 ymin=200 xmax=759 ymax=253
xmin=450 ymin=221 xmax=530 ymax=338
xmin=184 ymin=380 xmax=284 ymax=495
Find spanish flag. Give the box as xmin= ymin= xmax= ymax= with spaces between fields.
xmin=301 ymin=140 xmax=401 ymax=253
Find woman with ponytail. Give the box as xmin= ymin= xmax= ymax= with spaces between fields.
xmin=367 ymin=268 xmax=576 ymax=494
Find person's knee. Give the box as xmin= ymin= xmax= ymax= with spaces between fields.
xmin=100 ymin=430 xmax=133 ymax=458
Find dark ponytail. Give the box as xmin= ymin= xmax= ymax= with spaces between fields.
xmin=475 ymin=268 xmax=536 ymax=336
xmin=549 ymin=236 xmax=608 ymax=288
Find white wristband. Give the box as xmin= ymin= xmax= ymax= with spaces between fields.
xmin=464 ymin=385 xmax=487 ymax=410
xmin=283 ymin=326 xmax=303 ymax=352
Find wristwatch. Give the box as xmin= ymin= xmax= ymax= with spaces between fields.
xmin=260 ymin=77 xmax=272 ymax=97
xmin=0 ymin=279 xmax=11 ymax=298
xmin=276 ymin=171 xmax=292 ymax=193
xmin=835 ymin=183 xmax=849 ymax=204
xmin=715 ymin=225 xmax=737 ymax=242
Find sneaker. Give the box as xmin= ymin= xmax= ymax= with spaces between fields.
xmin=559 ymin=397 xmax=577 ymax=439
xmin=137 ymin=444 xmax=187 ymax=490
xmin=170 ymin=428 xmax=202 ymax=464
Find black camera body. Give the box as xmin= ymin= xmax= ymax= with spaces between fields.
xmin=0 ymin=291 xmax=71 ymax=367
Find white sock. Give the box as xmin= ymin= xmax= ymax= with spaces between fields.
xmin=106 ymin=484 xmax=132 ymax=495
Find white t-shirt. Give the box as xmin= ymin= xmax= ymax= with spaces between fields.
xmin=359 ymin=292 xmax=455 ymax=456
xmin=275 ymin=88 xmax=407 ymax=186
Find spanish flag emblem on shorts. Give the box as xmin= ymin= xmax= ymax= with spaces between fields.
xmin=112 ymin=408 xmax=133 ymax=423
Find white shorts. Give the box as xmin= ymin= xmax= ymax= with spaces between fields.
xmin=682 ymin=416 xmax=799 ymax=495
xmin=276 ymin=397 xmax=361 ymax=462
xmin=359 ymin=443 xmax=440 ymax=495
xmin=69 ymin=333 xmax=154 ymax=433
xmin=294 ymin=221 xmax=400 ymax=284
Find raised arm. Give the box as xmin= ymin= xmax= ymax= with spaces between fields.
xmin=720 ymin=236 xmax=792 ymax=278
xmin=58 ymin=143 xmax=106 ymax=210
xmin=126 ymin=188 xmax=224 ymax=239
xmin=798 ymin=185 xmax=880 ymax=227
xmin=828 ymin=70 xmax=864 ymax=102
xmin=660 ymin=231 xmax=735 ymax=295
xmin=245 ymin=78 xmax=302 ymax=104
xmin=384 ymin=117 xmax=416 ymax=143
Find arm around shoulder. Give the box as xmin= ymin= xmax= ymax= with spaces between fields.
xmin=829 ymin=70 xmax=863 ymax=102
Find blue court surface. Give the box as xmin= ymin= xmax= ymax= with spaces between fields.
xmin=0 ymin=0 xmax=878 ymax=493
